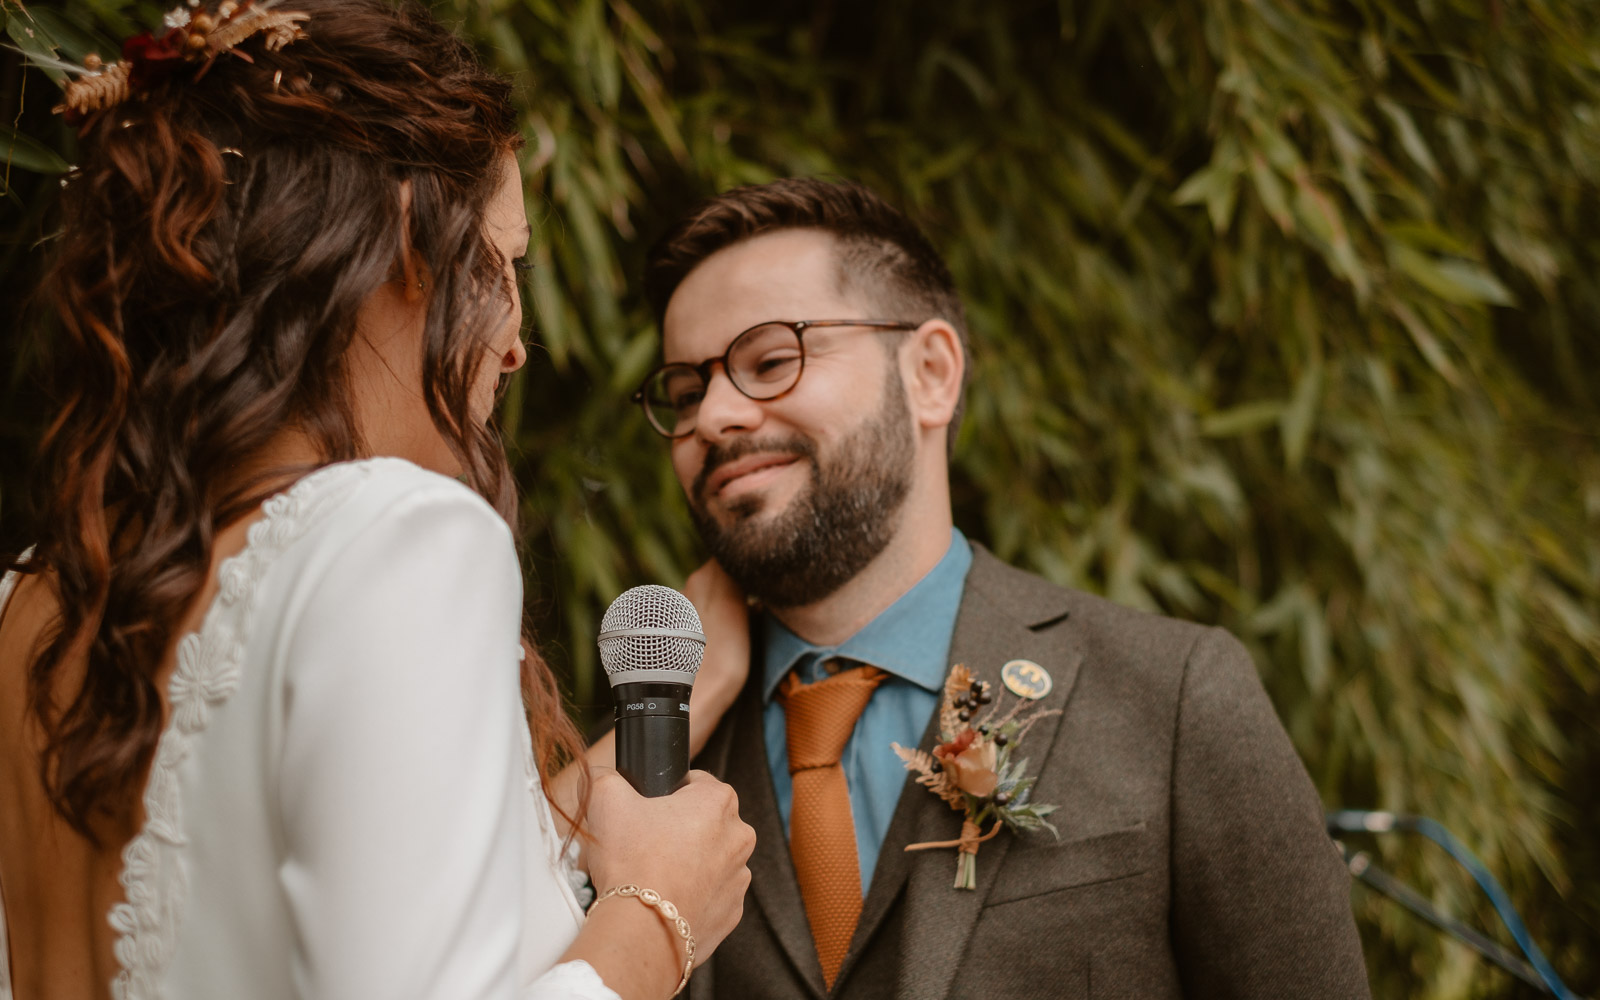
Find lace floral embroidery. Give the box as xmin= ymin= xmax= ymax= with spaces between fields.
xmin=108 ymin=462 xmax=369 ymax=1000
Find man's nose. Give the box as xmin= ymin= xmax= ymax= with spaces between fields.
xmin=694 ymin=367 xmax=765 ymax=441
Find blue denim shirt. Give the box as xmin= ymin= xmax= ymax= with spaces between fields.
xmin=760 ymin=528 xmax=973 ymax=894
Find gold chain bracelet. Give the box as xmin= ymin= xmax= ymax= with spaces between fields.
xmin=590 ymin=883 xmax=695 ymax=996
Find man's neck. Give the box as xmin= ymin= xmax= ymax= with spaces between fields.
xmin=769 ymin=503 xmax=954 ymax=647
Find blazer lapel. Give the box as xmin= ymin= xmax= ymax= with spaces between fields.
xmin=888 ymin=547 xmax=1084 ymax=1000
xmin=721 ymin=674 xmax=829 ymax=997
xmin=834 ymin=688 xmax=944 ymax=988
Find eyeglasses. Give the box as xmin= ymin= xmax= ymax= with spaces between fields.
xmin=632 ymin=319 xmax=918 ymax=439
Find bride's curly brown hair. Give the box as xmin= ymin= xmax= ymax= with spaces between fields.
xmin=5 ymin=0 xmax=586 ymax=839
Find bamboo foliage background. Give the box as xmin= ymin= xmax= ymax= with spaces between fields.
xmin=3 ymin=0 xmax=1597 ymax=996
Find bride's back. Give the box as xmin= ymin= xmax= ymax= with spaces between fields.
xmin=0 ymin=540 xmax=236 ymax=999
xmin=0 ymin=570 xmax=129 ymax=1000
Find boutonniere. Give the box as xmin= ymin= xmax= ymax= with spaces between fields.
xmin=892 ymin=663 xmax=1061 ymax=889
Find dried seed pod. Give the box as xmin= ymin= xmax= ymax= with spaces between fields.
xmin=61 ymin=61 xmax=132 ymax=116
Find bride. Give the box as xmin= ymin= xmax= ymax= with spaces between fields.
xmin=0 ymin=0 xmax=754 ymax=997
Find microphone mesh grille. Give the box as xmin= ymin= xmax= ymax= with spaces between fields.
xmin=598 ymin=584 xmax=706 ymax=682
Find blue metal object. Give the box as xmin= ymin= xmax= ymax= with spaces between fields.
xmin=1327 ymin=810 xmax=1584 ymax=1000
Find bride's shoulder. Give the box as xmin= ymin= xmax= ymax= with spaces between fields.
xmin=254 ymin=457 xmax=513 ymax=594
xmin=286 ymin=457 xmax=503 ymax=537
xmin=298 ymin=455 xmax=486 ymax=506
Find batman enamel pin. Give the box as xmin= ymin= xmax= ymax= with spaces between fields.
xmin=1000 ymin=659 xmax=1052 ymax=700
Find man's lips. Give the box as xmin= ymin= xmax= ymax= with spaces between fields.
xmin=706 ymin=453 xmax=802 ymax=498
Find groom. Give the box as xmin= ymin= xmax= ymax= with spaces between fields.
xmin=634 ymin=178 xmax=1370 ymax=999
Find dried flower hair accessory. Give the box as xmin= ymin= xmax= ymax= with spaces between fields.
xmin=48 ymin=0 xmax=308 ymax=122
xmin=892 ymin=663 xmax=1062 ymax=890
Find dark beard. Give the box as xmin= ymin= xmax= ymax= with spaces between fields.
xmin=688 ymin=371 xmax=915 ymax=609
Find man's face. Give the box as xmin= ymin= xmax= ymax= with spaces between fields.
xmin=662 ymin=229 xmax=917 ymax=608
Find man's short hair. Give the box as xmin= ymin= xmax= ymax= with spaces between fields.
xmin=643 ymin=177 xmax=971 ymax=451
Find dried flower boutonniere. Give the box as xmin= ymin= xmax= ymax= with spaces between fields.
xmin=892 ymin=663 xmax=1061 ymax=889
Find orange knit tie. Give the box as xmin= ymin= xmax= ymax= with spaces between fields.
xmin=776 ymin=662 xmax=887 ymax=989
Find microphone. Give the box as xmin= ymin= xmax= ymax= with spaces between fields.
xmin=598 ymin=585 xmax=706 ymax=797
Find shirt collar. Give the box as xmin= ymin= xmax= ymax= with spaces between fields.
xmin=760 ymin=528 xmax=973 ymax=703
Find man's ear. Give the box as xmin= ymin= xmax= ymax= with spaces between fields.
xmin=901 ymin=319 xmax=964 ymax=432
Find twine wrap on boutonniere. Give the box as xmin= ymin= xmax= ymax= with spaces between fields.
xmin=892 ymin=663 xmax=1062 ymax=889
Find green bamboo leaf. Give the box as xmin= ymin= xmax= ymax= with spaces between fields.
xmin=24 ymin=6 xmax=116 ymax=63
xmin=609 ymin=326 xmax=658 ymax=394
xmin=1321 ymin=110 xmax=1377 ymax=222
xmin=609 ymin=0 xmax=664 ymax=53
xmin=6 ymin=5 xmax=68 ymax=84
xmin=1280 ymin=356 xmax=1322 ymax=470
xmin=1298 ymin=593 xmax=1331 ymax=696
xmin=617 ymin=36 xmax=685 ymax=162
xmin=1534 ymin=580 xmax=1600 ymax=651
xmin=1390 ymin=244 xmax=1514 ymax=307
xmin=1200 ymin=400 xmax=1285 ymax=437
xmin=569 ymin=0 xmax=619 ymax=108
xmin=1490 ymin=225 xmax=1559 ymax=293
xmin=1247 ymin=589 xmax=1297 ymax=636
xmin=913 ymin=138 xmax=981 ymax=188
xmin=1175 ymin=462 xmax=1246 ymax=522
xmin=526 ymin=244 xmax=571 ymax=367
xmin=1390 ymin=48 xmax=1463 ymax=113
xmin=499 ymin=366 xmax=525 ymax=442
xmin=1250 ymin=118 xmax=1304 ymax=174
xmin=1247 ymin=152 xmax=1293 ymax=233
xmin=1293 ymin=176 xmax=1367 ymax=301
xmin=1174 ymin=161 xmax=1240 ymax=233
xmin=1 ymin=124 xmax=70 ymax=174
xmin=61 ymin=0 xmax=138 ymax=38
xmin=486 ymin=18 xmax=530 ymax=73
xmin=1382 ymin=220 xmax=1472 ymax=256
xmin=1431 ymin=259 xmax=1515 ymax=308
xmin=928 ymin=47 xmax=996 ymax=108
xmin=1377 ymin=97 xmax=1441 ymax=182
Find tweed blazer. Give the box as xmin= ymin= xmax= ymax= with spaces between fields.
xmin=688 ymin=547 xmax=1371 ymax=1000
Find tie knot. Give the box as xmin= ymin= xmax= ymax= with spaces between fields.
xmin=777 ymin=662 xmax=885 ymax=773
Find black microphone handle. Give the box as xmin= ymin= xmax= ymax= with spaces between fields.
xmin=612 ymin=681 xmax=692 ymax=797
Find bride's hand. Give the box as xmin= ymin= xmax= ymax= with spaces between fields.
xmin=683 ymin=560 xmax=749 ymax=756
xmin=563 ymin=768 xmax=755 ymax=997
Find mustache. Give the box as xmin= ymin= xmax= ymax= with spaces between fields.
xmin=691 ymin=435 xmax=815 ymax=506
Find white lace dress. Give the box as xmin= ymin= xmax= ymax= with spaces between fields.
xmin=0 ymin=458 xmax=618 ymax=1000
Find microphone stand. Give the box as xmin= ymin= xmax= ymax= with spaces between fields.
xmin=1327 ymin=810 xmax=1588 ymax=1000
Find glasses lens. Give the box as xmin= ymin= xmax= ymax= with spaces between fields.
xmin=643 ymin=365 xmax=706 ymax=437
xmin=728 ymin=323 xmax=803 ymax=400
